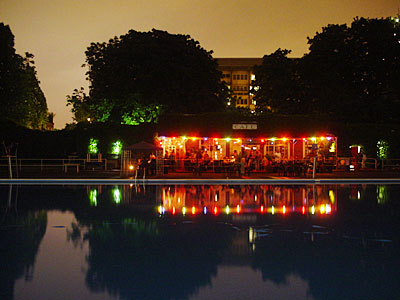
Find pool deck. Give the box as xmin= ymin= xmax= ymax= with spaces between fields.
xmin=1 ymin=168 xmax=400 ymax=184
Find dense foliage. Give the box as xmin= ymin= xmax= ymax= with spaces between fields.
xmin=254 ymin=17 xmax=400 ymax=122
xmin=0 ymin=23 xmax=49 ymax=129
xmin=70 ymin=29 xmax=226 ymax=125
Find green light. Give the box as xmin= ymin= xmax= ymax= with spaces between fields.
xmin=112 ymin=140 xmax=123 ymax=155
xmin=113 ymin=187 xmax=121 ymax=204
xmin=225 ymin=205 xmax=230 ymax=214
xmin=88 ymin=138 xmax=99 ymax=154
xmin=377 ymin=140 xmax=389 ymax=159
xmin=89 ymin=189 xmax=97 ymax=206
xmin=377 ymin=185 xmax=387 ymax=204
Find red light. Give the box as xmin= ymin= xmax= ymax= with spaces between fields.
xmin=260 ymin=205 xmax=264 ymax=213
xmin=214 ymin=206 xmax=218 ymax=215
xmin=283 ymin=205 xmax=286 ymax=214
xmin=261 ymin=139 xmax=265 ymax=143
xmin=172 ymin=207 xmax=176 ymax=215
xmin=236 ymin=205 xmax=240 ymax=214
xmin=302 ymin=206 xmax=305 ymax=214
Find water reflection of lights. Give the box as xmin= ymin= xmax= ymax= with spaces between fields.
xmin=112 ymin=187 xmax=121 ymax=204
xmin=157 ymin=203 xmax=334 ymax=216
xmin=89 ymin=189 xmax=97 ymax=207
xmin=157 ymin=185 xmax=337 ymax=216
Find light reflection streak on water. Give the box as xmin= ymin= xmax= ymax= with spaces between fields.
xmin=156 ymin=185 xmax=338 ymax=216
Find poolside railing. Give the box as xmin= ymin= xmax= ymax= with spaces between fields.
xmin=0 ymin=158 xmax=108 ymax=172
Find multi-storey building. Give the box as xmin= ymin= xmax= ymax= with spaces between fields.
xmin=216 ymin=58 xmax=263 ymax=110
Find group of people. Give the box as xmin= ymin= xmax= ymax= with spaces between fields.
xmin=162 ymin=148 xmax=281 ymax=176
xmin=137 ymin=153 xmax=157 ymax=176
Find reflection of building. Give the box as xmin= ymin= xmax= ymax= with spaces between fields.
xmin=216 ymin=58 xmax=263 ymax=110
xmin=158 ymin=185 xmax=337 ymax=217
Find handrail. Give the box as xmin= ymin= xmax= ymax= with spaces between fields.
xmin=0 ymin=158 xmax=107 ymax=171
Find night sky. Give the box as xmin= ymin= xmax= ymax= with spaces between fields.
xmin=0 ymin=0 xmax=398 ymax=128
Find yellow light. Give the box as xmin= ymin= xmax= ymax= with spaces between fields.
xmin=311 ymin=205 xmax=315 ymax=215
xmin=158 ymin=205 xmax=163 ymax=214
xmin=270 ymin=138 xmax=276 ymax=142
xmin=283 ymin=205 xmax=286 ymax=214
xmin=225 ymin=205 xmax=230 ymax=214
xmin=320 ymin=136 xmax=325 ymax=141
xmin=282 ymin=138 xmax=287 ymax=142
xmin=192 ymin=206 xmax=196 ymax=215
xmin=320 ymin=204 xmax=325 ymax=214
xmin=192 ymin=137 xmax=196 ymax=141
xmin=129 ymin=165 xmax=134 ymax=170
xmin=237 ymin=139 xmax=241 ymax=143
xmin=329 ymin=190 xmax=335 ymax=203
xmin=311 ymin=137 xmax=317 ymax=143
xmin=182 ymin=136 xmax=187 ymax=140
xmin=329 ymin=142 xmax=336 ymax=153
xmin=182 ymin=207 xmax=186 ymax=215
xmin=225 ymin=138 xmax=231 ymax=142
xmin=271 ymin=205 xmax=275 ymax=215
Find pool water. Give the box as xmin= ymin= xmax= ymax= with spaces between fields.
xmin=1 ymin=184 xmax=399 ymax=300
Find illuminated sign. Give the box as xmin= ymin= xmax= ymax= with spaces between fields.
xmin=232 ymin=123 xmax=257 ymax=130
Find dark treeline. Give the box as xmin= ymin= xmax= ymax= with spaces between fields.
xmin=67 ymin=29 xmax=227 ymax=125
xmin=254 ymin=17 xmax=400 ymax=123
xmin=0 ymin=23 xmax=51 ymax=129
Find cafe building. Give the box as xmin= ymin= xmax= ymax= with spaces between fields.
xmin=156 ymin=121 xmax=337 ymax=168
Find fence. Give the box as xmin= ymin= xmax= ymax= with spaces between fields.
xmin=0 ymin=157 xmax=108 ymax=174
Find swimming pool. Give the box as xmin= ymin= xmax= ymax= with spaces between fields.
xmin=1 ymin=183 xmax=399 ymax=300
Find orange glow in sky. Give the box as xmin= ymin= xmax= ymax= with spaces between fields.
xmin=0 ymin=0 xmax=397 ymax=128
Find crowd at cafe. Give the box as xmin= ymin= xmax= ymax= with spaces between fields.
xmin=155 ymin=134 xmax=337 ymax=175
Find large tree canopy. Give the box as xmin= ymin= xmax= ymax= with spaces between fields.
xmin=253 ymin=49 xmax=308 ymax=114
xmin=0 ymin=23 xmax=49 ymax=129
xmin=254 ymin=17 xmax=400 ymax=122
xmin=82 ymin=29 xmax=226 ymax=124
